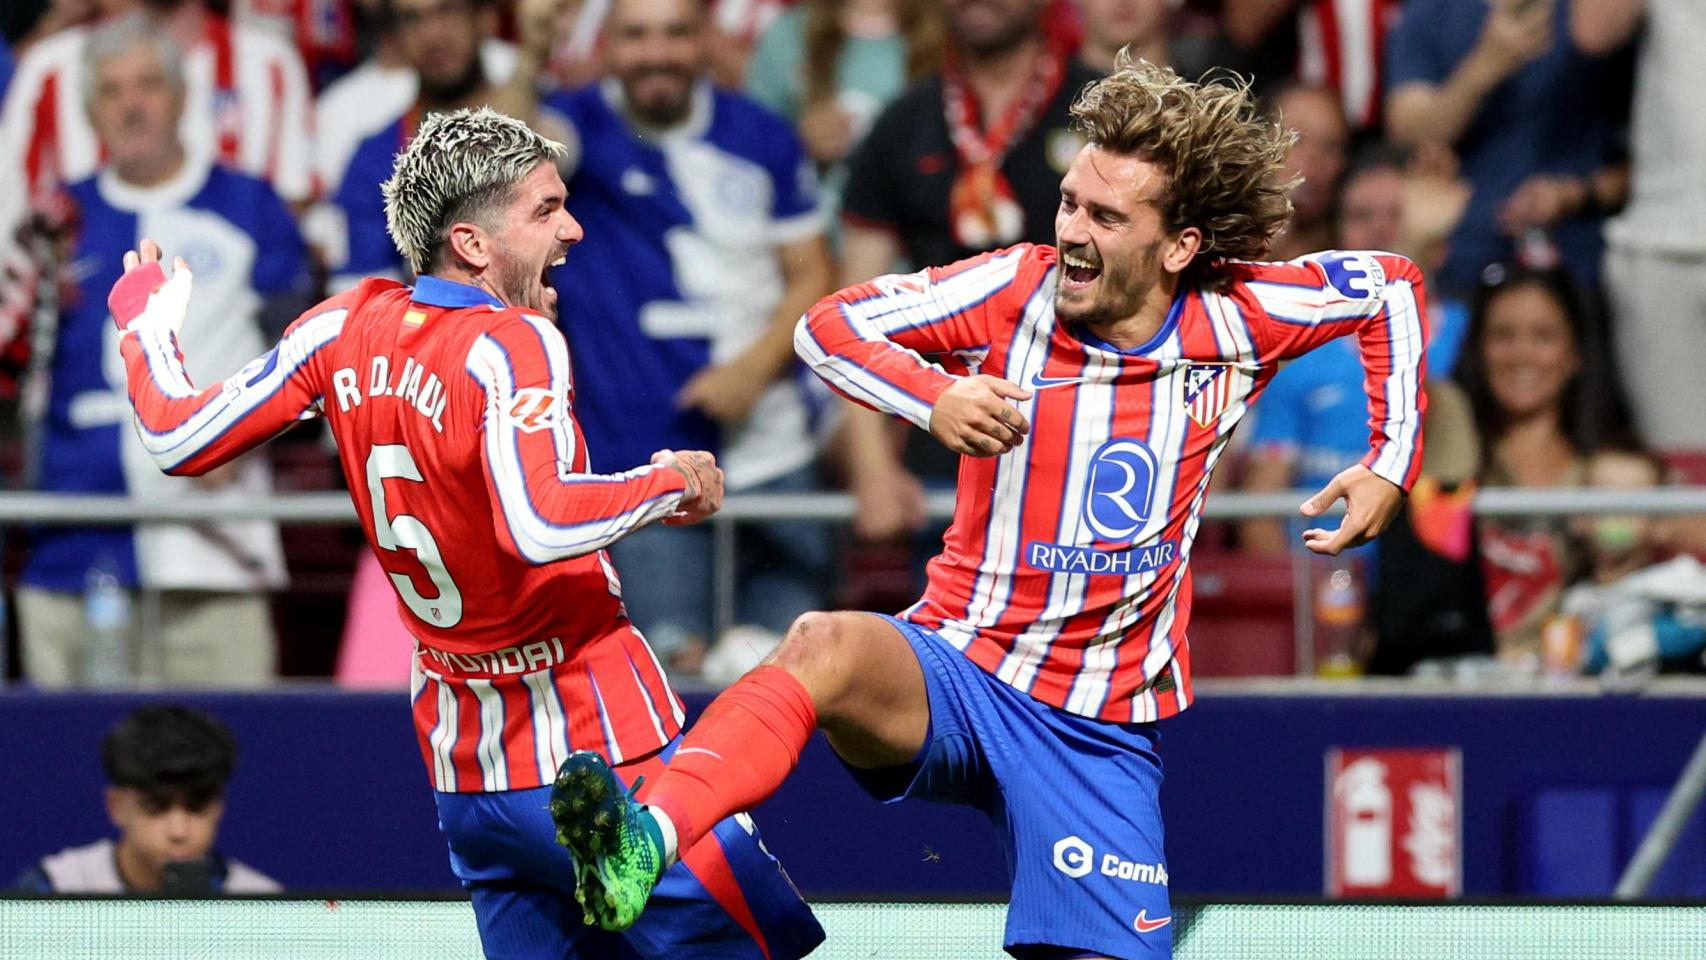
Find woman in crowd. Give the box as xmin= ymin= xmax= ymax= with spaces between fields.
xmin=1454 ymin=263 xmax=1629 ymax=663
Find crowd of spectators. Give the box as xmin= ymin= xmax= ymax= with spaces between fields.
xmin=0 ymin=0 xmax=1700 ymax=687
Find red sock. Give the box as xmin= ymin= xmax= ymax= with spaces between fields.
xmin=643 ymin=665 xmax=817 ymax=856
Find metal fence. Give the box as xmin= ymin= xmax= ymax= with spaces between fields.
xmin=5 ymin=487 xmax=1702 ymax=524
xmin=3 ymin=490 xmax=1704 ymax=901
xmin=6 ymin=486 xmax=1706 ymax=674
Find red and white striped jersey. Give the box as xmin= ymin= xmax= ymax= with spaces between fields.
xmin=112 ymin=270 xmax=690 ymax=792
xmin=0 ymin=15 xmax=315 ymax=252
xmin=1297 ymin=0 xmax=1404 ymax=131
xmin=798 ymin=244 xmax=1427 ymax=723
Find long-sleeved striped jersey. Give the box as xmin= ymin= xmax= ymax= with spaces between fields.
xmin=798 ymin=243 xmax=1427 ymax=723
xmin=112 ymin=270 xmax=690 ymax=792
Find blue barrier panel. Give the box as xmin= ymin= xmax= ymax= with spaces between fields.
xmin=1 ymin=686 xmax=1702 ymax=896
xmin=1155 ymin=688 xmax=1706 ymax=897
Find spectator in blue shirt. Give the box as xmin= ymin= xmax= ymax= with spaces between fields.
xmin=533 ymin=0 xmax=839 ymax=671
xmin=1384 ymin=0 xmax=1629 ymax=295
xmin=327 ymin=0 xmax=504 ymax=291
xmin=15 ymin=15 xmax=307 ymax=687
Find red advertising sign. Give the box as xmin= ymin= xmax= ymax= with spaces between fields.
xmin=1325 ymin=747 xmax=1462 ymax=897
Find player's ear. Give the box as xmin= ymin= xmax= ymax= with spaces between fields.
xmin=1162 ymin=226 xmax=1202 ymax=277
xmin=446 ymin=221 xmax=493 ymax=271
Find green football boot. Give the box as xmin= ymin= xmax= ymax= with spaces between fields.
xmin=549 ymin=750 xmax=667 ymax=931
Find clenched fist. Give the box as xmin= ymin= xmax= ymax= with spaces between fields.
xmin=928 ymin=375 xmax=1032 ymax=457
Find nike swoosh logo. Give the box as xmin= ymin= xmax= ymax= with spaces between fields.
xmin=1133 ymin=910 xmax=1172 ymax=934
xmin=1030 ymin=373 xmax=1091 ymax=389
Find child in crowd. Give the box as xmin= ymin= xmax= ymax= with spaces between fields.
xmin=1562 ymin=448 xmax=1706 ymax=677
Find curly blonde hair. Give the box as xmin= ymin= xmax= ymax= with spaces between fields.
xmin=1070 ymin=53 xmax=1297 ymax=285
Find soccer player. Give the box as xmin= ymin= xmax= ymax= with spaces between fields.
xmin=105 ymin=108 xmax=823 ymax=960
xmin=553 ymin=57 xmax=1428 ymax=958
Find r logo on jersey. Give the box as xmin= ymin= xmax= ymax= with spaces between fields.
xmin=1316 ymin=252 xmax=1386 ymax=301
xmin=1085 ymin=438 xmax=1160 ymax=543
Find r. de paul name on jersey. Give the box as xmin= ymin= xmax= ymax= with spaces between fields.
xmin=331 ymin=355 xmax=448 ymax=432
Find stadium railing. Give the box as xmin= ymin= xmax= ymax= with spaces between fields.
xmin=2 ymin=488 xmax=1704 ymax=900
xmin=3 ymin=485 xmax=1704 ymax=673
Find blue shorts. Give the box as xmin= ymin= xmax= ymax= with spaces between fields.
xmin=435 ymin=740 xmax=824 ymax=960
xmin=848 ymin=617 xmax=1171 ymax=960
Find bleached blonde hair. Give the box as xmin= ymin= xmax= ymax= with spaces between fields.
xmin=382 ymin=107 xmax=567 ymax=275
xmin=1070 ymin=53 xmax=1297 ymax=285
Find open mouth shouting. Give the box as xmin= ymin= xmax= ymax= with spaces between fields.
xmin=540 ymin=251 xmax=568 ymax=310
xmin=1060 ymin=247 xmax=1103 ymax=292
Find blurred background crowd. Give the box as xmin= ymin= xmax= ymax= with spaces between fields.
xmin=0 ymin=0 xmax=1702 ymax=692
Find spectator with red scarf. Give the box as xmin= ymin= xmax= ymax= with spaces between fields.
xmin=829 ymin=0 xmax=1098 ymax=539
xmin=837 ymin=0 xmax=1096 ymax=286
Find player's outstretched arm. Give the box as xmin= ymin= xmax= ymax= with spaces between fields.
xmin=1243 ymin=251 xmax=1431 ymax=552
xmin=468 ymin=314 xmax=701 ymax=565
xmin=109 ymin=239 xmax=332 ymax=477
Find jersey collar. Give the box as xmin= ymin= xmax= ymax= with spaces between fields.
xmin=412 ymin=275 xmax=504 ymax=309
xmin=97 ymin=150 xmax=212 ymax=212
xmin=1073 ymin=286 xmax=1187 ymax=356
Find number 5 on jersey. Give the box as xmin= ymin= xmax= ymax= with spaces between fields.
xmin=366 ymin=444 xmax=464 ymax=626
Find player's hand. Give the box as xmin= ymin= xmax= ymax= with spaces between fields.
xmin=108 ymin=238 xmax=192 ymax=335
xmin=122 ymin=237 xmax=164 ymax=272
xmin=1299 ymin=464 xmax=1406 ymax=556
xmin=676 ymin=360 xmax=769 ymax=424
xmin=652 ymin=449 xmax=724 ymax=524
xmin=929 ymin=375 xmax=1031 ymax=457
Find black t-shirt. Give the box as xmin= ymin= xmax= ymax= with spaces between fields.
xmin=841 ymin=63 xmax=1104 ymax=271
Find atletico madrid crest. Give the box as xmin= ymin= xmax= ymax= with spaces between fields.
xmin=1181 ymin=363 xmax=1239 ymax=428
